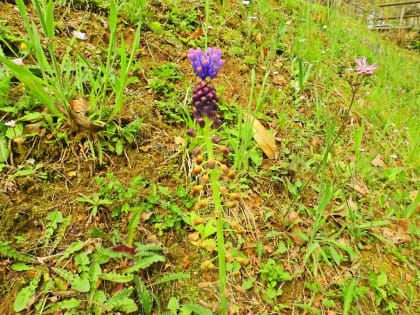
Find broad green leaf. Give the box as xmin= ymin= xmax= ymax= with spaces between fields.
xmin=53 ymin=268 xmax=90 ymax=292
xmin=203 ymin=219 xmax=217 ymax=238
xmin=14 ymin=273 xmax=41 ymax=312
xmin=11 ymin=263 xmax=32 ymax=271
xmin=168 ymin=297 xmax=179 ymax=312
xmin=0 ymin=137 xmax=10 ymax=163
xmin=329 ymin=246 xmax=341 ymax=265
xmin=180 ymin=304 xmax=213 ymax=315
xmin=242 ymin=277 xmax=256 ymax=290
xmin=107 ymin=288 xmax=138 ymax=312
xmin=44 ymin=298 xmax=80 ymax=314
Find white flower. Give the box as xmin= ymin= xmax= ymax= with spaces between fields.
xmin=390 ymin=122 xmax=395 ymax=127
xmin=323 ymin=25 xmax=327 ymax=29
xmin=11 ymin=58 xmax=24 ymax=66
xmin=242 ymin=0 xmax=250 ymax=4
xmin=393 ymin=129 xmax=399 ymax=133
xmin=273 ymin=71 xmax=279 ymax=75
xmin=286 ymin=21 xmax=291 ymax=25
xmin=72 ymin=30 xmax=88 ymax=40
xmin=249 ymin=16 xmax=258 ymax=20
xmin=207 ymin=25 xmax=213 ymax=29
xmin=5 ymin=120 xmax=17 ymax=127
xmin=299 ymin=39 xmax=306 ymax=42
xmin=390 ymin=154 xmax=398 ymax=159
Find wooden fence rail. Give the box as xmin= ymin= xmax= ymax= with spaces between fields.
xmin=379 ymin=1 xmax=420 ymax=7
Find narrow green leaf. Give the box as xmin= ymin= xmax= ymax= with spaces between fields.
xmin=100 ymin=273 xmax=133 ymax=283
xmin=343 ymin=278 xmax=357 ymax=315
xmin=58 ymin=241 xmax=85 ymax=262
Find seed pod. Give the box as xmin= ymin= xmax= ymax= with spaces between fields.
xmin=200 ymin=260 xmax=212 ymax=270
xmin=230 ymin=193 xmax=241 ymax=201
xmin=207 ymin=159 xmax=216 ymax=169
xmin=188 ymin=232 xmax=200 ymax=241
xmin=201 ymin=174 xmax=209 ymax=184
xmin=192 ymin=147 xmax=202 ymax=156
xmin=206 ymin=242 xmax=216 ymax=253
xmin=214 ymin=210 xmax=221 ymax=218
xmin=196 ymin=156 xmax=203 ymax=165
xmin=225 ymin=252 xmax=234 ymax=263
xmin=221 ymin=165 xmax=229 ymax=174
xmin=219 ymin=186 xmax=228 ymax=194
xmin=192 ymin=166 xmax=202 ymax=176
xmin=216 ymin=156 xmax=224 ymax=163
xmin=227 ymin=170 xmax=235 ymax=180
xmin=197 ymin=200 xmax=208 ymax=209
xmin=231 ymin=222 xmax=241 ymax=230
xmin=192 ymin=185 xmax=203 ymax=194
xmin=221 ymin=146 xmax=230 ymax=155
xmin=226 ymin=201 xmax=236 ymax=208
xmin=192 ymin=217 xmax=204 ymax=226
xmin=236 ymin=257 xmax=249 ymax=266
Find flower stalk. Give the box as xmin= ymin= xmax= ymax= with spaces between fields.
xmin=203 ymin=119 xmax=227 ymax=314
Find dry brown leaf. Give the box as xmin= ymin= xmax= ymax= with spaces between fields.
xmin=23 ymin=122 xmax=41 ymax=135
xmin=272 ymin=75 xmax=287 ymax=86
xmin=396 ymin=218 xmax=410 ymax=236
xmin=174 ymin=136 xmax=185 ymax=146
xmin=371 ymin=155 xmax=388 ymax=168
xmin=255 ymin=32 xmax=262 ymax=45
xmin=409 ymin=190 xmax=418 ymax=201
xmin=70 ymin=98 xmax=90 ymax=114
xmin=140 ymin=211 xmax=153 ymax=223
xmin=67 ymin=171 xmax=77 ymax=178
xmin=188 ymin=27 xmax=204 ymax=40
xmin=311 ymin=137 xmax=320 ymax=148
xmin=347 ymin=182 xmax=369 ymax=197
xmin=247 ymin=115 xmax=277 ymax=159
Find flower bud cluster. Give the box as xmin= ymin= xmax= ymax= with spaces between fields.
xmin=192 ymin=80 xmax=219 ymax=122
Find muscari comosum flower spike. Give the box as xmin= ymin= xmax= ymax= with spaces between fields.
xmin=187 ymin=47 xmax=224 ymax=124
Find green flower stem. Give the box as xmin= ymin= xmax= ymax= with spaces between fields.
xmin=203 ymin=119 xmax=227 ymax=315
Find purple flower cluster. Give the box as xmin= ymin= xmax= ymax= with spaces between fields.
xmin=187 ymin=47 xmax=224 ymax=129
xmin=188 ymin=47 xmax=224 ymax=80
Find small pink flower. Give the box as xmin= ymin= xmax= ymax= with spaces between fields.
xmin=11 ymin=58 xmax=24 ymax=66
xmin=354 ymin=57 xmax=377 ymax=76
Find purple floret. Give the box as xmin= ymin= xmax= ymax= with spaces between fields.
xmin=188 ymin=47 xmax=225 ymax=80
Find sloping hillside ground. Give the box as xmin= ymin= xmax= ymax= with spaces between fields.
xmin=0 ymin=0 xmax=419 ymax=314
